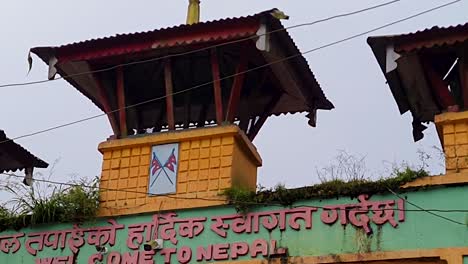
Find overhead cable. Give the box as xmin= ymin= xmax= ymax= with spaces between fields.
xmin=0 ymin=0 xmax=403 ymax=89
xmin=2 ymin=172 xmax=468 ymax=218
xmin=0 ymin=0 xmax=461 ymax=146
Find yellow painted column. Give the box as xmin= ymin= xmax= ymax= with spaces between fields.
xmin=435 ymin=111 xmax=468 ymax=174
xmin=97 ymin=125 xmax=261 ymax=217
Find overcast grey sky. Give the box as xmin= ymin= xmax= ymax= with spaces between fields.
xmin=1 ymin=0 xmax=466 ymax=200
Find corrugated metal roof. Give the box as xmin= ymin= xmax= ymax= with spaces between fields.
xmin=30 ymin=9 xmax=333 ymax=112
xmin=367 ymin=21 xmax=468 ymax=142
xmin=0 ymin=130 xmax=48 ymax=173
xmin=368 ymin=22 xmax=468 ymax=53
xmin=32 ymin=10 xmax=268 ymax=63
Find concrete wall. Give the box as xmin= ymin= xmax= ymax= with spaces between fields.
xmin=0 ymin=185 xmax=467 ymax=263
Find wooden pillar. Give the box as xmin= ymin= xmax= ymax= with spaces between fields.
xmin=164 ymin=59 xmax=176 ymax=130
xmin=93 ymin=75 xmax=120 ymax=138
xmin=225 ymin=51 xmax=248 ymax=123
xmin=116 ymin=67 xmax=127 ymax=137
xmin=210 ymin=48 xmax=224 ymax=124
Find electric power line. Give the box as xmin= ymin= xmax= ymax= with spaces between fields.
xmin=2 ymin=172 xmax=468 ymax=217
xmin=0 ymin=0 xmax=461 ymax=146
xmin=0 ymin=0 xmax=403 ymax=89
xmin=386 ymin=187 xmax=466 ymax=225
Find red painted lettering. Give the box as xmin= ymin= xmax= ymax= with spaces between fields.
xmin=397 ymin=198 xmax=405 ymax=222
xmin=270 ymin=240 xmax=287 ymax=255
xmin=177 ymin=246 xmax=192 ymax=264
xmin=140 ymin=250 xmax=155 ymax=264
xmin=122 ymin=251 xmax=139 ymax=264
xmin=35 ymin=257 xmax=53 ymax=264
xmin=159 ymin=248 xmax=176 ymax=264
xmin=107 ymin=252 xmax=121 ymax=264
xmin=212 ymin=243 xmax=229 ymax=260
xmin=0 ymin=233 xmax=24 ymax=254
xmin=196 ymin=245 xmax=213 ymax=261
xmin=88 ymin=253 xmax=103 ymax=264
xmin=35 ymin=256 xmax=72 ymax=264
xmin=250 ymin=239 xmax=268 ymax=258
xmin=54 ymin=256 xmax=69 ymax=264
xmin=231 ymin=242 xmax=249 ymax=259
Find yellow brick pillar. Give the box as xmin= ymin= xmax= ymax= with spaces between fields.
xmin=97 ymin=125 xmax=262 ymax=217
xmin=435 ymin=111 xmax=468 ymax=174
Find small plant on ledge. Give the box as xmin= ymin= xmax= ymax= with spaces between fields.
xmin=0 ymin=176 xmax=100 ymax=231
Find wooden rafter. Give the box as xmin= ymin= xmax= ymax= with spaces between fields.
xmin=210 ymin=48 xmax=224 ymax=124
xmin=248 ymin=92 xmax=282 ymax=141
xmin=93 ymin=74 xmax=120 ymax=138
xmin=225 ymin=49 xmax=248 ymax=123
xmin=164 ymin=59 xmax=175 ymax=130
xmin=116 ymin=66 xmax=127 ymax=137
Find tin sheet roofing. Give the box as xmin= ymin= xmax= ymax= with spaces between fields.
xmin=30 ymin=9 xmax=333 ymax=111
xmin=368 ymin=22 xmax=468 ymax=53
xmin=32 ymin=15 xmax=260 ymax=62
xmin=0 ymin=130 xmax=48 ymax=173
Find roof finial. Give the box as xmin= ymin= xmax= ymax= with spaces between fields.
xmin=186 ymin=0 xmax=200 ymax=25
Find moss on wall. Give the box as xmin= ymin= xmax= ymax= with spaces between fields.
xmin=224 ymin=167 xmax=429 ymax=213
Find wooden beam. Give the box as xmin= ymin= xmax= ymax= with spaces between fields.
xmin=210 ymin=48 xmax=224 ymax=124
xmin=116 ymin=67 xmax=128 ymax=137
xmin=225 ymin=50 xmax=248 ymax=123
xmin=164 ymin=59 xmax=175 ymax=130
xmin=93 ymin=75 xmax=120 ymax=138
xmin=248 ymin=92 xmax=282 ymax=141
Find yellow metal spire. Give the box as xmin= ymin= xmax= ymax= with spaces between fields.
xmin=186 ymin=0 xmax=200 ymax=25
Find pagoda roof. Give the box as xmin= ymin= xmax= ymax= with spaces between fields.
xmin=31 ymin=9 xmax=333 ymax=139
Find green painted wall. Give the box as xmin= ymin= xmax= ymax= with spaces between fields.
xmin=0 ymin=185 xmax=467 ymax=263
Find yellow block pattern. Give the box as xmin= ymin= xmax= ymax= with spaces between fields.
xmin=436 ymin=111 xmax=468 ymax=174
xmin=98 ymin=126 xmax=261 ymax=217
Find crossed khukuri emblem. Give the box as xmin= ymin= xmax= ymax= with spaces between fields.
xmin=150 ymin=148 xmax=177 ymax=187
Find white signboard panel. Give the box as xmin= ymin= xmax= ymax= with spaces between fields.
xmin=148 ymin=143 xmax=179 ymax=195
